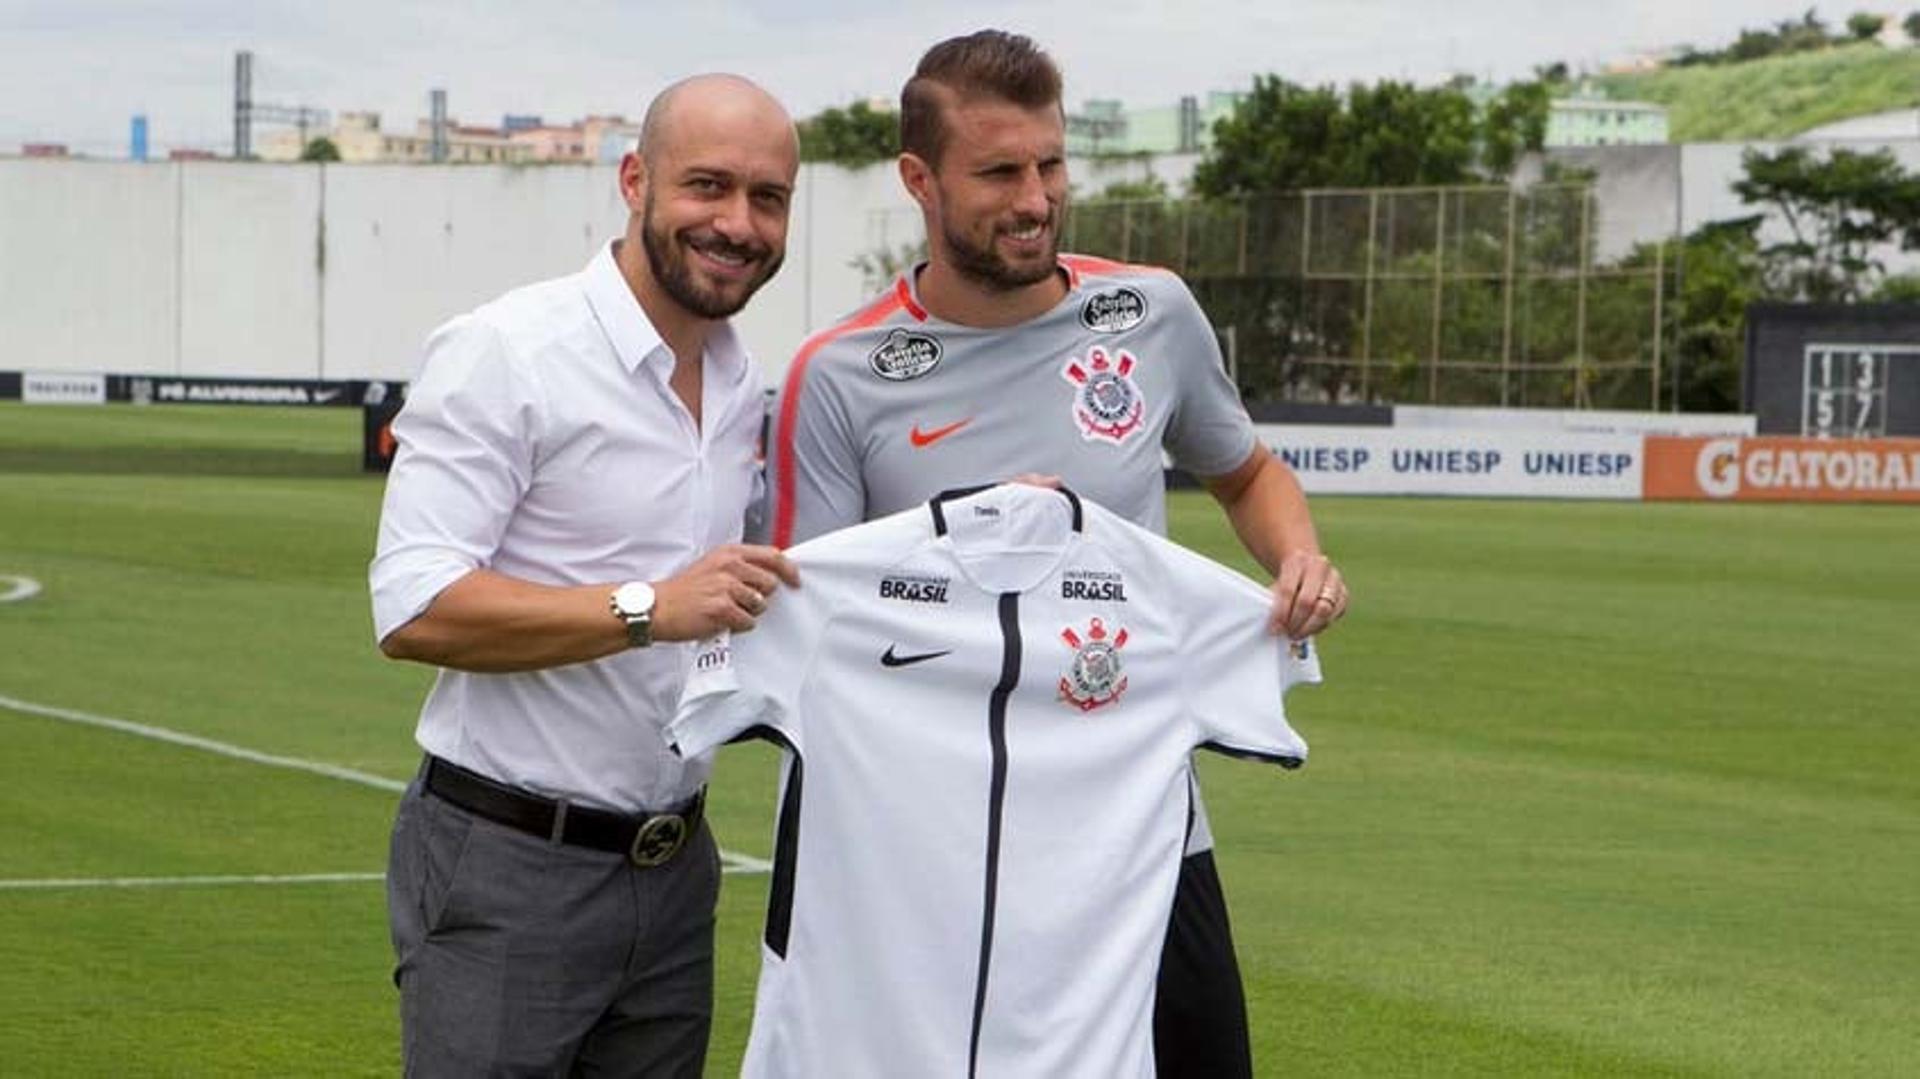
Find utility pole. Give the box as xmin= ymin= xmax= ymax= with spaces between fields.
xmin=232 ymin=50 xmax=330 ymax=159
xmin=430 ymin=89 xmax=449 ymax=163
xmin=234 ymin=51 xmax=252 ymax=158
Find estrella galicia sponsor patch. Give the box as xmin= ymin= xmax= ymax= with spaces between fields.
xmin=879 ymin=574 xmax=950 ymax=604
xmin=1061 ymin=569 xmax=1127 ymax=603
xmin=1079 ymin=286 xmax=1148 ymax=333
xmin=1059 ymin=617 xmax=1129 ymax=713
xmin=1061 ymin=345 xmax=1146 ymax=444
xmin=868 ymin=329 xmax=943 ymax=381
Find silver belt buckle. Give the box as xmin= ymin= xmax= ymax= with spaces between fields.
xmin=630 ymin=813 xmax=688 ymax=867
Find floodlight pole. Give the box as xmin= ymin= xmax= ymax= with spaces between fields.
xmin=234 ymin=51 xmax=253 ymax=159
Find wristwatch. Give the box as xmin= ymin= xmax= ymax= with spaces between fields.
xmin=609 ymin=581 xmax=656 ymax=648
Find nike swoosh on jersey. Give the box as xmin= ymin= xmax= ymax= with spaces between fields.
xmin=880 ymin=645 xmax=952 ymax=668
xmin=908 ymin=419 xmax=971 ymax=448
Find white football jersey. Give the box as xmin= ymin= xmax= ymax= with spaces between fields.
xmin=671 ymin=484 xmax=1319 ymax=1078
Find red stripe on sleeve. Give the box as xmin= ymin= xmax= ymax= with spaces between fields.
xmin=770 ymin=289 xmax=905 ymax=549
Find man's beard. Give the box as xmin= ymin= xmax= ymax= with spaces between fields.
xmin=941 ymin=204 xmax=1063 ymax=293
xmin=641 ymin=192 xmax=783 ymax=320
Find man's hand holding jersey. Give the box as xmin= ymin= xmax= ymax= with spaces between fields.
xmin=1269 ymin=549 xmax=1347 ymax=641
xmin=654 ymin=544 xmax=800 ymax=640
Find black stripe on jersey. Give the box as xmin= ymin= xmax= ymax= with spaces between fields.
xmin=1059 ymin=486 xmax=1084 ymax=531
xmin=732 ymin=725 xmax=806 ymax=957
xmin=968 ymin=591 xmax=1022 ymax=1079
xmin=1199 ymin=740 xmax=1305 ymax=770
xmin=929 ymin=485 xmax=1086 ymax=536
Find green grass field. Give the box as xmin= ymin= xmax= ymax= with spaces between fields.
xmin=2 ymin=402 xmax=1916 ymax=1076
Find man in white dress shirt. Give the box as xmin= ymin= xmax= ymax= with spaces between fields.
xmin=369 ymin=74 xmax=799 ymax=1077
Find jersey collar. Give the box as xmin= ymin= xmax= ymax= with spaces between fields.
xmin=927 ymin=484 xmax=1086 ymax=596
xmin=894 ymin=259 xmax=1082 ymax=328
xmin=928 ymin=484 xmax=1084 ymax=537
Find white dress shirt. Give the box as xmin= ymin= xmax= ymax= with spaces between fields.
xmin=370 ymin=242 xmax=765 ymax=813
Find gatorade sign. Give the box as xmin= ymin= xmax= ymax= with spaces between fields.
xmin=1644 ymin=436 xmax=1920 ymax=503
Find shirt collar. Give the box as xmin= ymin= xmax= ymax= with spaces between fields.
xmin=581 ymin=240 xmax=749 ymax=383
xmin=897 ymin=258 xmax=1078 ymax=326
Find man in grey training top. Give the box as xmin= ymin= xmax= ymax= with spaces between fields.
xmin=766 ymin=31 xmax=1348 ymax=1078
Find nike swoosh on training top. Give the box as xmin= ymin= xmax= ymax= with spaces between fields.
xmin=908 ymin=419 xmax=971 ymax=448
xmin=881 ymin=645 xmax=952 ymax=668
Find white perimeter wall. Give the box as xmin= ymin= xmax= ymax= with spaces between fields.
xmin=0 ymin=151 xmax=1209 ymax=388
xmin=10 ymin=140 xmax=1910 ymax=388
xmin=0 ymin=157 xmax=928 ymax=387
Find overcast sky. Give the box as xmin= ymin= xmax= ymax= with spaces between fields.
xmin=0 ymin=2 xmax=1876 ymax=155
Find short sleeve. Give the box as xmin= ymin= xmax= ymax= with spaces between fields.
xmin=667 ymin=567 xmax=834 ymax=759
xmin=1167 ymin=543 xmax=1320 ymax=766
xmin=1159 ymin=282 xmax=1259 ymax=480
xmin=368 ymin=315 xmax=540 ymax=641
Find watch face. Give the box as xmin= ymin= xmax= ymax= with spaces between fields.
xmin=613 ymin=581 xmax=655 ymax=617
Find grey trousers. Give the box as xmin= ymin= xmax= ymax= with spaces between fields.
xmin=387 ymin=777 xmax=721 ymax=1078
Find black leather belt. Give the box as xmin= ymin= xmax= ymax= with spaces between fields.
xmin=423 ymin=755 xmax=703 ymax=868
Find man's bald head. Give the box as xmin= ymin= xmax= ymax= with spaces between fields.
xmin=617 ymin=73 xmax=798 ymax=326
xmin=638 ymin=73 xmax=797 ymax=173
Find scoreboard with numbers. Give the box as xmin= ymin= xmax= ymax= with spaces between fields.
xmin=1801 ymin=345 xmax=1913 ymax=438
xmin=1746 ymin=303 xmax=1920 ymax=437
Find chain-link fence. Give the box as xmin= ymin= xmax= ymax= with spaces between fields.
xmin=1069 ymin=184 xmax=1675 ymax=409
xmin=866 ymin=183 xmax=1678 ymax=410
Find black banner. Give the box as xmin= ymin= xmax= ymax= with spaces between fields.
xmin=0 ymin=371 xmax=404 ymax=408
xmin=109 ymin=375 xmax=402 ymax=408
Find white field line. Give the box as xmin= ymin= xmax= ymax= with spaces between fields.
xmin=0 ymin=576 xmax=43 ymax=604
xmin=0 ymin=692 xmax=773 ymax=876
xmin=0 ymin=872 xmax=385 ymax=892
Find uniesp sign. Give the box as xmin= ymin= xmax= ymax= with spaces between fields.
xmin=1255 ymin=426 xmax=1644 ymax=499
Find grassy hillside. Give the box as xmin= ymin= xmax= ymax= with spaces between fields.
xmin=1590 ymin=41 xmax=1920 ymax=141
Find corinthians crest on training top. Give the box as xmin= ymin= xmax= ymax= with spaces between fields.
xmin=1061 ymin=346 xmax=1145 ymax=444
xmin=1059 ymin=616 xmax=1129 ymax=712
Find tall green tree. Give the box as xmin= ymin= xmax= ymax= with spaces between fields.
xmin=1732 ymin=146 xmax=1920 ymax=301
xmin=1480 ymin=81 xmax=1551 ymax=178
xmin=797 ymin=101 xmax=897 ymax=166
xmin=1191 ymin=75 xmax=1547 ymax=197
xmin=1662 ymin=218 xmax=1764 ymax=411
xmin=300 ymin=136 xmax=341 ymax=162
xmin=1846 ymin=12 xmax=1886 ymax=40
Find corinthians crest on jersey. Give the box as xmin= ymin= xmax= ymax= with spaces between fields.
xmin=1060 ymin=346 xmax=1146 ymax=444
xmin=1058 ymin=616 xmax=1129 ymax=712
